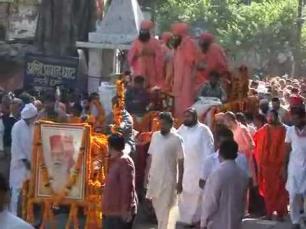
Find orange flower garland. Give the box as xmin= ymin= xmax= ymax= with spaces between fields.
xmin=22 ymin=118 xmax=109 ymax=229
xmin=112 ymin=78 xmax=125 ymax=133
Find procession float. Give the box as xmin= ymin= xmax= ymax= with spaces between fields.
xmin=21 ymin=79 xmax=127 ymax=229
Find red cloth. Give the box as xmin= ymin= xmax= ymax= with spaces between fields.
xmin=204 ymin=43 xmax=228 ymax=75
xmin=199 ymin=32 xmax=215 ymax=43
xmin=128 ymin=37 xmax=163 ymax=88
xmin=161 ymin=32 xmax=172 ymax=43
xmin=140 ymin=20 xmax=154 ymax=30
xmin=171 ymin=26 xmax=198 ymax=117
xmin=253 ymin=124 xmax=288 ymax=216
xmin=171 ymin=22 xmax=189 ymax=36
xmin=195 ymin=43 xmax=228 ymax=95
xmin=103 ymin=156 xmax=137 ymax=216
xmin=289 ymin=95 xmax=304 ymax=107
xmin=160 ymin=33 xmax=174 ymax=91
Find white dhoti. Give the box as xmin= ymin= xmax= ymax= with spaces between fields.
xmin=177 ymin=123 xmax=215 ymax=225
xmin=179 ymin=191 xmax=202 ymax=224
xmin=286 ymin=163 xmax=306 ymax=224
xmin=151 ymin=187 xmax=176 ymax=229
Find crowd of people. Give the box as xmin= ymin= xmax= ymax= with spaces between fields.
xmin=1 ymin=18 xmax=306 ymax=229
xmin=123 ymin=19 xmax=306 ymax=229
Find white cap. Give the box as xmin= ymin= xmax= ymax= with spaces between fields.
xmin=21 ymin=103 xmax=38 ymax=119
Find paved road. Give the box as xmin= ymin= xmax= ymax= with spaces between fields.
xmin=134 ymin=205 xmax=294 ymax=229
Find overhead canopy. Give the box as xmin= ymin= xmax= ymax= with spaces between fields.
xmin=89 ymin=0 xmax=144 ymax=45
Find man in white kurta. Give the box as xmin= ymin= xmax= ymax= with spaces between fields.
xmin=145 ymin=112 xmax=184 ymax=229
xmin=201 ymin=140 xmax=248 ymax=229
xmin=177 ymin=108 xmax=214 ymax=225
xmin=9 ymin=104 xmax=37 ymax=215
xmin=284 ymin=107 xmax=306 ymax=228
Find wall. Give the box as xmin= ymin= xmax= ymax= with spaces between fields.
xmin=0 ymin=0 xmax=39 ymax=91
xmin=0 ymin=0 xmax=39 ymax=41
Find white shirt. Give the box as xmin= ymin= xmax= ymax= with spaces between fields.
xmin=0 ymin=210 xmax=34 ymax=229
xmin=146 ymin=130 xmax=184 ymax=198
xmin=201 ymin=151 xmax=250 ymax=181
xmin=177 ymin=123 xmax=214 ymax=193
xmin=285 ymin=126 xmax=306 ymax=194
xmin=10 ymin=120 xmax=34 ymax=189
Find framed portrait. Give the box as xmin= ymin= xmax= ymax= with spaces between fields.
xmin=35 ymin=123 xmax=90 ymax=200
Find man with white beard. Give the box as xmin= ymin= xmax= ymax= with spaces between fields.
xmin=49 ymin=135 xmax=74 ymax=193
xmin=177 ymin=108 xmax=214 ymax=226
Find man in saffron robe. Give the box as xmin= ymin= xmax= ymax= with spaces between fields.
xmin=253 ymin=110 xmax=288 ymax=220
xmin=196 ymin=32 xmax=228 ymax=95
xmin=128 ymin=20 xmax=163 ymax=88
xmin=172 ymin=23 xmax=198 ymax=118
xmin=160 ymin=32 xmax=174 ymax=91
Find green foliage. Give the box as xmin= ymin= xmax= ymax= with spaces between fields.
xmin=156 ymin=0 xmax=301 ymax=61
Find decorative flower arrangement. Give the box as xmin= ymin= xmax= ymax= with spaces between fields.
xmin=112 ymin=78 xmax=125 ymax=133
xmin=22 ymin=122 xmax=108 ymax=229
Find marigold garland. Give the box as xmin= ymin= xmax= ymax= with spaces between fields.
xmin=112 ymin=78 xmax=125 ymax=133
xmin=22 ymin=121 xmax=108 ymax=229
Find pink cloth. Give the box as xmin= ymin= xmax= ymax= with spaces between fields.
xmin=232 ymin=123 xmax=255 ymax=156
xmin=200 ymin=32 xmax=215 ymax=43
xmin=232 ymin=123 xmax=256 ymax=182
xmin=161 ymin=45 xmax=173 ymax=90
xmin=161 ymin=32 xmax=172 ymax=43
xmin=140 ymin=20 xmax=154 ymax=30
xmin=204 ymin=43 xmax=228 ymax=75
xmin=128 ymin=38 xmax=163 ymax=88
xmin=172 ymin=23 xmax=189 ymax=36
xmin=173 ymin=36 xmax=198 ymax=118
xmin=195 ymin=37 xmax=228 ymax=95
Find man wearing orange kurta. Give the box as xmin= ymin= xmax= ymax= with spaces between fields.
xmin=172 ymin=23 xmax=198 ymax=118
xmin=253 ymin=110 xmax=288 ymax=219
xmin=128 ymin=20 xmax=163 ymax=89
xmin=196 ymin=32 xmax=229 ymax=95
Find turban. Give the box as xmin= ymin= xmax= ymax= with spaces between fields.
xmin=140 ymin=20 xmax=154 ymax=30
xmin=184 ymin=107 xmax=198 ymax=117
xmin=199 ymin=32 xmax=215 ymax=43
xmin=289 ymin=95 xmax=304 ymax=107
xmin=50 ymin=135 xmax=74 ymax=168
xmin=171 ymin=22 xmax=189 ymax=36
xmin=161 ymin=32 xmax=173 ymax=43
xmin=21 ymin=103 xmax=38 ymax=119
xmin=50 ymin=135 xmax=74 ymax=152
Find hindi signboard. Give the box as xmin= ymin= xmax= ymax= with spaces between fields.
xmin=24 ymin=53 xmax=79 ymax=90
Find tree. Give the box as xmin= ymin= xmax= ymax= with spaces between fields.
xmin=155 ymin=0 xmax=305 ymax=75
xmin=36 ymin=0 xmax=97 ymax=56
